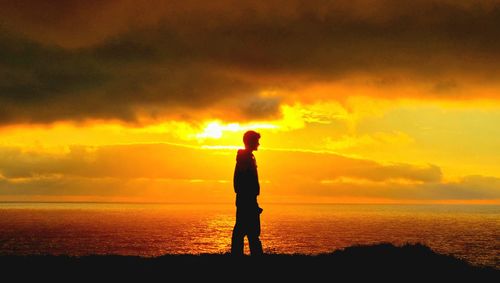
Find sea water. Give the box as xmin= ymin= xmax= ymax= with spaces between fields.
xmin=0 ymin=202 xmax=498 ymax=268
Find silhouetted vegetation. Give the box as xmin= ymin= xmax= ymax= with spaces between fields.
xmin=1 ymin=243 xmax=497 ymax=281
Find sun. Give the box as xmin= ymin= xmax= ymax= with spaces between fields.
xmin=196 ymin=121 xmax=226 ymax=139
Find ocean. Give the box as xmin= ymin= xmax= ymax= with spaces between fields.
xmin=0 ymin=203 xmax=498 ymax=268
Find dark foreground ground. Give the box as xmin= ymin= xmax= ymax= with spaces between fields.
xmin=1 ymin=243 xmax=498 ymax=281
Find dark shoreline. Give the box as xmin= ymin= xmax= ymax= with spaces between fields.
xmin=1 ymin=243 xmax=498 ymax=280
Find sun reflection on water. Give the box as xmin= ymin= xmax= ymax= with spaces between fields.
xmin=0 ymin=203 xmax=498 ymax=267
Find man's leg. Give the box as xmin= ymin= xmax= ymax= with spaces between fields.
xmin=231 ymin=210 xmax=245 ymax=255
xmin=248 ymin=212 xmax=263 ymax=255
xmin=248 ymin=234 xmax=263 ymax=255
xmin=231 ymin=228 xmax=245 ymax=255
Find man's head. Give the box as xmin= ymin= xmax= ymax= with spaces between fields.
xmin=243 ymin=130 xmax=261 ymax=151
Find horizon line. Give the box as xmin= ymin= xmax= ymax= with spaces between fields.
xmin=0 ymin=200 xmax=498 ymax=206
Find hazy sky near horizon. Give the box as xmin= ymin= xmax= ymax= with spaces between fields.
xmin=0 ymin=0 xmax=499 ymax=203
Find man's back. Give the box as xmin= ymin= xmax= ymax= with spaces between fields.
xmin=233 ymin=149 xmax=260 ymax=197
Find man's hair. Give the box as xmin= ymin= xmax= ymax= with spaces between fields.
xmin=243 ymin=130 xmax=261 ymax=146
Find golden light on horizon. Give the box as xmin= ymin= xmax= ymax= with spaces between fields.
xmin=0 ymin=0 xmax=499 ymax=204
xmin=0 ymin=97 xmax=499 ymax=204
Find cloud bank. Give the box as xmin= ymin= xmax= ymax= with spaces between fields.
xmin=0 ymin=0 xmax=500 ymax=125
xmin=0 ymin=144 xmax=497 ymax=202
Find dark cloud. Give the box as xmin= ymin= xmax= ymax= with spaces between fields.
xmin=260 ymin=149 xmax=443 ymax=183
xmin=240 ymin=96 xmax=282 ymax=119
xmin=363 ymin=163 xmax=442 ymax=183
xmin=0 ymin=30 xmax=263 ymax=124
xmin=433 ymin=80 xmax=459 ymax=93
xmin=1 ymin=1 xmax=500 ymax=125
xmin=314 ymin=175 xmax=500 ymax=200
xmin=429 ymin=175 xmax=500 ymax=200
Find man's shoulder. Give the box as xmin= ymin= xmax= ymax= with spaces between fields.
xmin=237 ymin=149 xmax=251 ymax=157
xmin=236 ymin=149 xmax=254 ymax=163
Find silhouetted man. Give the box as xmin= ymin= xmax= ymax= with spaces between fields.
xmin=231 ymin=130 xmax=263 ymax=256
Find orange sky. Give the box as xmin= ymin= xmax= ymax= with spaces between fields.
xmin=0 ymin=0 xmax=499 ymax=204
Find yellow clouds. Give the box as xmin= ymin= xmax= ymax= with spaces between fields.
xmin=1 ymin=95 xmax=499 ymax=204
xmin=0 ymin=143 xmax=235 ymax=202
xmin=323 ymin=132 xmax=414 ymax=154
xmin=274 ymin=98 xmax=500 ymax=182
xmin=1 ymin=142 xmax=498 ymax=203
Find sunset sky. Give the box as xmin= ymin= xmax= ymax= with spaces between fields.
xmin=0 ymin=0 xmax=499 ymax=204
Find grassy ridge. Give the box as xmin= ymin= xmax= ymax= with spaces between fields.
xmin=1 ymin=243 xmax=498 ymax=281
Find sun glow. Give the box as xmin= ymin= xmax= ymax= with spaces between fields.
xmin=194 ymin=121 xmax=279 ymax=140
